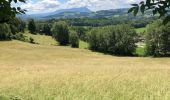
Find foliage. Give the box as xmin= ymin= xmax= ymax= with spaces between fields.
xmin=36 ymin=23 xmax=44 ymax=34
xmin=11 ymin=32 xmax=27 ymax=42
xmin=8 ymin=18 xmax=26 ymax=34
xmin=129 ymin=0 xmax=170 ymax=24
xmin=145 ymin=20 xmax=170 ymax=56
xmin=0 ymin=23 xmax=11 ymax=40
xmin=51 ymin=21 xmax=69 ymax=45
xmin=69 ymin=31 xmax=79 ymax=48
xmin=0 ymin=18 xmax=26 ymax=41
xmin=0 ymin=0 xmax=26 ymax=23
xmin=28 ymin=19 xmax=36 ymax=34
xmin=42 ymin=23 xmax=52 ymax=36
xmin=36 ymin=23 xmax=52 ymax=36
xmin=87 ymin=24 xmax=137 ymax=56
xmin=29 ymin=37 xmax=35 ymax=44
xmin=69 ymin=26 xmax=91 ymax=42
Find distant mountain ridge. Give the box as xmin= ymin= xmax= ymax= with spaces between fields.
xmin=18 ymin=7 xmax=151 ymax=20
xmin=18 ymin=7 xmax=92 ymax=19
xmin=43 ymin=8 xmax=129 ymax=19
xmin=53 ymin=7 xmax=92 ymax=14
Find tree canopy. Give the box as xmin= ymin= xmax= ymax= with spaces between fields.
xmin=129 ymin=0 xmax=170 ymax=24
xmin=0 ymin=0 xmax=26 ymax=23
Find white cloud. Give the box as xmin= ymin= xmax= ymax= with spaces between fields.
xmin=20 ymin=0 xmax=142 ymax=14
xmin=21 ymin=0 xmax=61 ymax=14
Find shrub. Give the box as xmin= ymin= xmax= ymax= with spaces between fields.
xmin=87 ymin=24 xmax=137 ymax=56
xmin=29 ymin=37 xmax=35 ymax=44
xmin=51 ymin=21 xmax=69 ymax=45
xmin=11 ymin=32 xmax=27 ymax=42
xmin=145 ymin=20 xmax=170 ymax=56
xmin=0 ymin=23 xmax=11 ymax=41
xmin=69 ymin=31 xmax=79 ymax=48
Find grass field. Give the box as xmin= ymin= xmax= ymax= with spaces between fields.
xmin=0 ymin=40 xmax=170 ymax=100
xmin=135 ymin=27 xmax=146 ymax=34
xmin=24 ymin=31 xmax=58 ymax=45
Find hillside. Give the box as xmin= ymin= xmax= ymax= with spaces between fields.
xmin=18 ymin=8 xmax=153 ymax=20
xmin=0 ymin=40 xmax=170 ymax=99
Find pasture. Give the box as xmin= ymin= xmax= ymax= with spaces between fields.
xmin=0 ymin=40 xmax=170 ymax=100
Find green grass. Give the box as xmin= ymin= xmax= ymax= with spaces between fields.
xmin=135 ymin=47 xmax=145 ymax=56
xmin=135 ymin=27 xmax=146 ymax=33
xmin=24 ymin=31 xmax=58 ymax=45
xmin=79 ymin=40 xmax=89 ymax=49
xmin=24 ymin=31 xmax=88 ymax=49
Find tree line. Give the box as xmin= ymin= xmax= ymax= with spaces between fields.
xmin=0 ymin=17 xmax=170 ymax=57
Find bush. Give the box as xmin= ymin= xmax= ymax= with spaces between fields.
xmin=87 ymin=24 xmax=137 ymax=56
xmin=11 ymin=32 xmax=27 ymax=42
xmin=29 ymin=37 xmax=35 ymax=44
xmin=145 ymin=20 xmax=170 ymax=56
xmin=0 ymin=23 xmax=11 ymax=41
xmin=51 ymin=21 xmax=69 ymax=45
xmin=69 ymin=31 xmax=79 ymax=48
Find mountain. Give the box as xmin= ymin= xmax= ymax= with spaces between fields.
xmin=43 ymin=8 xmax=129 ymax=19
xmin=18 ymin=7 xmax=92 ymax=20
xmin=53 ymin=7 xmax=91 ymax=14
xmin=18 ymin=8 xmax=152 ymax=20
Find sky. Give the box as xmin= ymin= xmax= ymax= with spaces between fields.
xmin=15 ymin=0 xmax=142 ymax=14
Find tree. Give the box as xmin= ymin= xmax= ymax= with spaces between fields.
xmin=0 ymin=0 xmax=26 ymax=23
xmin=43 ymin=24 xmax=52 ymax=36
xmin=8 ymin=17 xmax=26 ymax=34
xmin=51 ymin=21 xmax=69 ymax=45
xmin=145 ymin=20 xmax=170 ymax=56
xmin=128 ymin=0 xmax=170 ymax=24
xmin=0 ymin=23 xmax=11 ymax=40
xmin=69 ymin=31 xmax=79 ymax=48
xmin=28 ymin=19 xmax=36 ymax=34
xmin=87 ymin=24 xmax=137 ymax=56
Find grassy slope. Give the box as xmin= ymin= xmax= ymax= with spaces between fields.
xmin=135 ymin=27 xmax=146 ymax=33
xmin=0 ymin=40 xmax=170 ymax=100
xmin=24 ymin=31 xmax=58 ymax=45
xmin=24 ymin=31 xmax=88 ymax=49
xmin=135 ymin=27 xmax=146 ymax=56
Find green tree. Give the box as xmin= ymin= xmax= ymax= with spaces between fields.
xmin=0 ymin=23 xmax=11 ymax=40
xmin=0 ymin=0 xmax=26 ymax=23
xmin=43 ymin=24 xmax=52 ymax=36
xmin=28 ymin=19 xmax=36 ymax=34
xmin=129 ymin=0 xmax=170 ymax=24
xmin=145 ymin=20 xmax=170 ymax=56
xmin=87 ymin=25 xmax=137 ymax=56
xmin=69 ymin=31 xmax=79 ymax=48
xmin=8 ymin=17 xmax=26 ymax=34
xmin=51 ymin=21 xmax=69 ymax=45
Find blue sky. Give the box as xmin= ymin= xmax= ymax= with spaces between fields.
xmin=16 ymin=0 xmax=141 ymax=14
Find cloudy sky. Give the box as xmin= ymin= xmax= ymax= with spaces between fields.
xmin=15 ymin=0 xmax=141 ymax=14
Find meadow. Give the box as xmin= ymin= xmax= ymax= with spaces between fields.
xmin=0 ymin=39 xmax=170 ymax=100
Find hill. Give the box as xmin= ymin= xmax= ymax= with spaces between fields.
xmin=18 ymin=7 xmax=92 ymax=20
xmin=0 ymin=40 xmax=170 ymax=99
xmin=43 ymin=8 xmax=129 ymax=19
